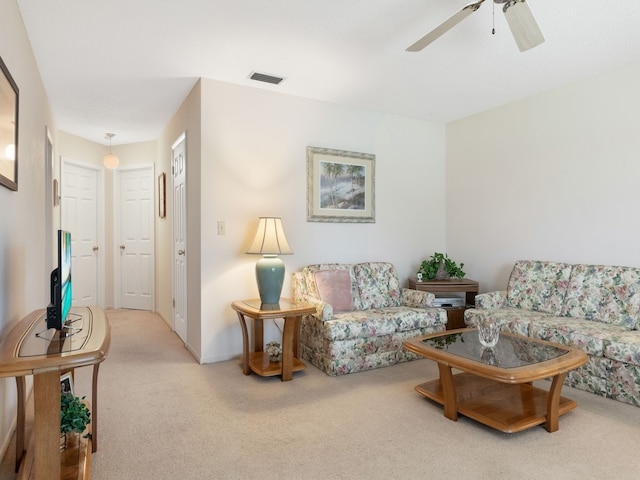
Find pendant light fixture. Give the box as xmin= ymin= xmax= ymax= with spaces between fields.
xmin=103 ymin=133 xmax=119 ymax=169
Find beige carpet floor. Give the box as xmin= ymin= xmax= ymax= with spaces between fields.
xmin=2 ymin=309 xmax=639 ymax=479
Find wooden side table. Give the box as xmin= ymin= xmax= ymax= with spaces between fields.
xmin=408 ymin=278 xmax=479 ymax=330
xmin=231 ymin=298 xmax=315 ymax=381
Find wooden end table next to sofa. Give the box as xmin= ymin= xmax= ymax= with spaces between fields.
xmin=232 ymin=298 xmax=315 ymax=381
xmin=408 ymin=278 xmax=479 ymax=330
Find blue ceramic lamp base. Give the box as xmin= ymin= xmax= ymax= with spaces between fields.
xmin=255 ymin=255 xmax=285 ymax=305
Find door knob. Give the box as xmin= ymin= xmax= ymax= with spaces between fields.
xmin=120 ymin=244 xmax=125 ymax=250
xmin=178 ymin=249 xmax=185 ymax=256
xmin=93 ymin=246 xmax=99 ymax=252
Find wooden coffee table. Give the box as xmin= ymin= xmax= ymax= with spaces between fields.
xmin=403 ymin=329 xmax=588 ymax=433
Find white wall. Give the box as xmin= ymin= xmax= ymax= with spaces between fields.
xmin=446 ymin=61 xmax=640 ymax=293
xmin=195 ymin=79 xmax=446 ymax=363
xmin=0 ymin=0 xmax=55 ymax=459
xmin=157 ymin=80 xmax=202 ymax=359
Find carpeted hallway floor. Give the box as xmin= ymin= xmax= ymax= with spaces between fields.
xmin=2 ymin=309 xmax=639 ymax=479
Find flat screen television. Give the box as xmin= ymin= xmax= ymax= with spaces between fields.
xmin=46 ymin=229 xmax=72 ymax=330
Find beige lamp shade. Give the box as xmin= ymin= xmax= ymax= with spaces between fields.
xmin=246 ymin=217 xmax=293 ymax=255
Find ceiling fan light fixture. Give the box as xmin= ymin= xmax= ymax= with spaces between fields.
xmin=502 ymin=0 xmax=545 ymax=52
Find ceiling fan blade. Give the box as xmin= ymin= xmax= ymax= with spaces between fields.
xmin=406 ymin=0 xmax=486 ymax=52
xmin=502 ymin=0 xmax=544 ymax=52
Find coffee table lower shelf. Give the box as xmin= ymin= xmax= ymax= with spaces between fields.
xmin=415 ymin=372 xmax=578 ymax=433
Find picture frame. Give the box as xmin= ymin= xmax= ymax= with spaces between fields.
xmin=53 ymin=178 xmax=60 ymax=207
xmin=158 ymin=172 xmax=166 ymax=218
xmin=306 ymin=146 xmax=375 ymax=223
xmin=60 ymin=372 xmax=73 ymax=396
xmin=0 ymin=56 xmax=19 ymax=191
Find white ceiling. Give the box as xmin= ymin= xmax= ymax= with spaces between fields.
xmin=16 ymin=0 xmax=640 ymax=146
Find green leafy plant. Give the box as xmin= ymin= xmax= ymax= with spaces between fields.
xmin=61 ymin=393 xmax=91 ymax=437
xmin=418 ymin=252 xmax=465 ymax=280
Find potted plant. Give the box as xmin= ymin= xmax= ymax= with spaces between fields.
xmin=418 ymin=252 xmax=465 ymax=280
xmin=60 ymin=393 xmax=91 ymax=447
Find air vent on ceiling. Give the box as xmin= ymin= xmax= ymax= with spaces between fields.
xmin=249 ymin=71 xmax=285 ymax=85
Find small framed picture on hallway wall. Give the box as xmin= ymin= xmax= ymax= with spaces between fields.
xmin=158 ymin=172 xmax=166 ymax=218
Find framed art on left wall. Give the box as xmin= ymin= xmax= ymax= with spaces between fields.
xmin=0 ymin=56 xmax=18 ymax=191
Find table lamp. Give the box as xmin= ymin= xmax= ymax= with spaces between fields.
xmin=246 ymin=217 xmax=293 ymax=304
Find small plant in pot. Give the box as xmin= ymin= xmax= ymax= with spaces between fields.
xmin=60 ymin=393 xmax=91 ymax=447
xmin=418 ymin=252 xmax=465 ymax=281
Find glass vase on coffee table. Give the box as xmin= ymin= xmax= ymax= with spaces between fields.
xmin=477 ymin=317 xmax=500 ymax=348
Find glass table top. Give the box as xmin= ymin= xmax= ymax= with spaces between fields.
xmin=18 ymin=311 xmax=91 ymax=357
xmin=421 ymin=330 xmax=568 ymax=368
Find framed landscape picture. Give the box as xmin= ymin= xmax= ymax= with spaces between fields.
xmin=306 ymin=146 xmax=375 ymax=223
xmin=0 ymin=56 xmax=18 ymax=191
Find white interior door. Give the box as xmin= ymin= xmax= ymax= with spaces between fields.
xmin=172 ymin=135 xmax=187 ymax=343
xmin=118 ymin=166 xmax=154 ymax=310
xmin=61 ymin=161 xmax=103 ymax=306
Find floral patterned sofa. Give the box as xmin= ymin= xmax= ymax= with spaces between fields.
xmin=292 ymin=262 xmax=447 ymax=376
xmin=464 ymin=260 xmax=640 ymax=407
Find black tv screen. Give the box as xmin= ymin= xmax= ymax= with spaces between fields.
xmin=46 ymin=230 xmax=72 ymax=330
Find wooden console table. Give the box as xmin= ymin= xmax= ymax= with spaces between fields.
xmin=408 ymin=278 xmax=479 ymax=330
xmin=232 ymin=299 xmax=315 ymax=381
xmin=0 ymin=306 xmax=110 ymax=479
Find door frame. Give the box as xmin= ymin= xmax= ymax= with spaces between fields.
xmin=113 ymin=163 xmax=156 ymax=310
xmin=61 ymin=158 xmax=106 ymax=308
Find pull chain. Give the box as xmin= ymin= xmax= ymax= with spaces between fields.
xmin=492 ymin=0 xmax=496 ymax=35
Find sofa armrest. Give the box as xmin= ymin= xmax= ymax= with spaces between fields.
xmin=475 ymin=290 xmax=507 ymax=309
xmin=401 ymin=288 xmax=435 ymax=308
xmin=297 ymin=295 xmax=333 ymax=321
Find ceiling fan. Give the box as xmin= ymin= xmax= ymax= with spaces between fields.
xmin=407 ymin=0 xmax=544 ymax=53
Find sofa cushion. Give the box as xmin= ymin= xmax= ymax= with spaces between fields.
xmin=321 ymin=307 xmax=444 ymax=341
xmin=603 ymin=331 xmax=640 ymax=367
xmin=561 ymin=264 xmax=640 ymax=329
xmin=314 ymin=270 xmax=354 ymax=313
xmin=529 ymin=317 xmax=626 ymax=357
xmin=465 ymin=307 xmax=550 ymax=337
xmin=301 ymin=263 xmax=362 ymax=309
xmin=353 ymin=262 xmax=401 ymax=310
xmin=506 ymin=260 xmax=572 ymax=315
